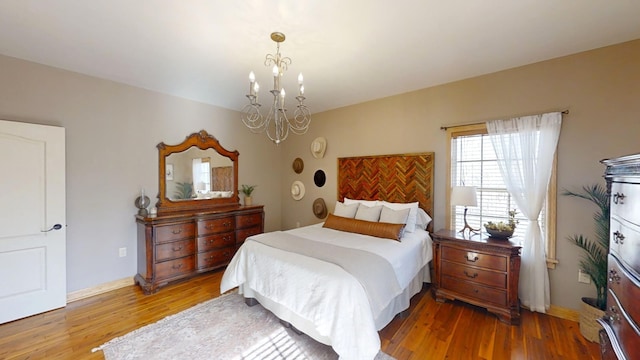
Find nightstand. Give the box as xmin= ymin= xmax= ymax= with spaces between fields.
xmin=431 ymin=229 xmax=522 ymax=325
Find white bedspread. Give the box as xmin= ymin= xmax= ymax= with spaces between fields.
xmin=220 ymin=223 xmax=432 ymax=360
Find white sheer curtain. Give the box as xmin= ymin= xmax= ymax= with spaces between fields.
xmin=486 ymin=112 xmax=562 ymax=312
xmin=192 ymin=158 xmax=204 ymax=193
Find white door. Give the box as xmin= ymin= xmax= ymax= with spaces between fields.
xmin=0 ymin=120 xmax=66 ymax=324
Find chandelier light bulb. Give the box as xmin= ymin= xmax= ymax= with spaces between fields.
xmin=272 ymin=65 xmax=279 ymax=77
xmin=300 ymin=85 xmax=304 ymax=95
xmin=249 ymin=71 xmax=255 ymax=82
xmin=254 ymin=82 xmax=259 ymax=93
xmin=298 ymin=73 xmax=303 ymax=84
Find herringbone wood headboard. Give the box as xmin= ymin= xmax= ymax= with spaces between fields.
xmin=337 ymin=152 xmax=434 ymax=232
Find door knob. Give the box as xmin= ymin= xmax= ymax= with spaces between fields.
xmin=42 ymin=224 xmax=63 ymax=232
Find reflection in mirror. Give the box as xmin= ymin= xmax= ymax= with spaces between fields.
xmin=156 ymin=130 xmax=239 ymax=215
xmin=166 ymin=148 xmax=233 ymax=201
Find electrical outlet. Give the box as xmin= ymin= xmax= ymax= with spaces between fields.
xmin=119 ymin=247 xmax=127 ymax=257
xmin=578 ymin=269 xmax=591 ymax=284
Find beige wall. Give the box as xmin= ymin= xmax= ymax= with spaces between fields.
xmin=281 ymin=39 xmax=640 ymax=310
xmin=0 ymin=55 xmax=282 ymax=292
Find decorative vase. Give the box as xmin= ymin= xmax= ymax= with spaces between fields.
xmin=244 ymin=196 xmax=252 ymax=206
xmin=579 ymin=297 xmax=604 ymax=342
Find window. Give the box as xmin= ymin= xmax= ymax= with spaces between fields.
xmin=447 ymin=124 xmax=558 ymax=268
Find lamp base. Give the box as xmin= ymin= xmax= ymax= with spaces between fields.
xmin=458 ymin=207 xmax=479 ymax=236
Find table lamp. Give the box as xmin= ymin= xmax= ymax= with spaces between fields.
xmin=451 ymin=186 xmax=479 ymax=235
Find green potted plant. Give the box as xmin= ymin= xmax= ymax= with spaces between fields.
xmin=240 ymin=184 xmax=257 ymax=206
xmin=563 ymin=183 xmax=609 ymax=342
xmin=484 ymin=209 xmax=519 ymax=239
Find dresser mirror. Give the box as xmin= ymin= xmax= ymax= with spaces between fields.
xmin=156 ymin=130 xmax=239 ymax=214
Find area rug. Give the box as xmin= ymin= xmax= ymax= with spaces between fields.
xmin=93 ymin=292 xmax=395 ymax=360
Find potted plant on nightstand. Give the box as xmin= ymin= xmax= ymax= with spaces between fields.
xmin=240 ymin=184 xmax=257 ymax=206
xmin=563 ymin=183 xmax=609 ymax=342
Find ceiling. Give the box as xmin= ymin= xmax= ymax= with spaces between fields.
xmin=1 ymin=1 xmax=639 ymax=113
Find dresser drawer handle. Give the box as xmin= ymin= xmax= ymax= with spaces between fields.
xmin=466 ymin=252 xmax=479 ymax=262
xmin=224 ymin=236 xmax=233 ymax=243
xmin=171 ymin=229 xmax=182 ymax=235
xmin=613 ymin=231 xmax=625 ymax=244
xmin=608 ymin=269 xmax=620 ymax=284
xmin=224 ymin=222 xmax=231 ymax=227
xmin=172 ymin=245 xmax=183 ymax=251
xmin=613 ymin=192 xmax=626 ymax=204
xmin=172 ymin=263 xmax=183 ymax=270
xmin=464 ymin=270 xmax=478 ymax=279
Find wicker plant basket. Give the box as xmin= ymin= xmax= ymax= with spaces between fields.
xmin=579 ymin=297 xmax=605 ymax=342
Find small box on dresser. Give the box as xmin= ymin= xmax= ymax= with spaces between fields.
xmin=431 ymin=229 xmax=522 ymax=325
xmin=599 ymin=154 xmax=640 ymax=360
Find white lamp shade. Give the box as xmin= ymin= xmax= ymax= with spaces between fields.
xmin=451 ymin=186 xmax=478 ymax=207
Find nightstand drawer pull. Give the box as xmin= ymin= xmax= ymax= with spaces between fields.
xmin=172 ymin=229 xmax=182 ymax=235
xmin=608 ymin=269 xmax=620 ymax=284
xmin=172 ymin=245 xmax=183 ymax=251
xmin=466 ymin=252 xmax=479 ymax=262
xmin=464 ymin=270 xmax=478 ymax=279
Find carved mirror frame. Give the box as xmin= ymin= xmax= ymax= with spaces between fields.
xmin=156 ymin=130 xmax=239 ymax=215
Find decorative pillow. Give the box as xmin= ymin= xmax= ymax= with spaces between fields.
xmin=379 ymin=206 xmax=411 ymax=225
xmin=354 ymin=204 xmax=383 ymax=222
xmin=343 ymin=197 xmax=380 ymax=207
xmin=323 ymin=213 xmax=405 ymax=241
xmin=333 ymin=201 xmax=359 ymax=218
xmin=416 ymin=208 xmax=433 ymax=230
xmin=381 ymin=201 xmax=419 ymax=232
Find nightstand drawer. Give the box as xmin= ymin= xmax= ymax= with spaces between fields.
xmin=442 ymin=276 xmax=507 ymax=307
xmin=442 ymin=246 xmax=507 ymax=272
xmin=441 ymin=260 xmax=507 ymax=289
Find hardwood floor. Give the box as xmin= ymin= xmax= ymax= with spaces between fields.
xmin=0 ymin=269 xmax=600 ymax=359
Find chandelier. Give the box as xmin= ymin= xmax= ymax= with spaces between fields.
xmin=241 ymin=32 xmax=311 ymax=145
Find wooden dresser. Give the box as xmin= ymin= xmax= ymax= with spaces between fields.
xmin=135 ymin=205 xmax=263 ymax=294
xmin=431 ymin=229 xmax=522 ymax=324
xmin=599 ymin=154 xmax=640 ymax=359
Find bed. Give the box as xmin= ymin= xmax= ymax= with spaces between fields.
xmin=221 ymin=153 xmax=434 ymax=360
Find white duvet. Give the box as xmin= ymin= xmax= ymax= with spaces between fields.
xmin=220 ymin=223 xmax=432 ymax=360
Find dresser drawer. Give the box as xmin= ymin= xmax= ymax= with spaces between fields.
xmin=441 ymin=260 xmax=507 ymax=289
xmin=236 ymin=212 xmax=263 ymax=229
xmin=441 ymin=246 xmax=507 ymax=272
xmin=602 ymin=289 xmax=640 ymax=360
xmin=197 ymin=217 xmax=234 ymax=236
xmin=155 ymin=256 xmax=195 ymax=280
xmin=236 ymin=226 xmax=262 ymax=245
xmin=610 ymin=217 xmax=640 ymax=278
xmin=197 ymin=247 xmax=235 ymax=269
xmin=197 ymin=232 xmax=235 ymax=252
xmin=442 ymin=276 xmax=507 ymax=307
xmin=611 ymin=182 xmax=640 ymax=226
xmin=608 ymin=254 xmax=640 ymax=328
xmin=155 ymin=239 xmax=195 ymax=262
xmin=155 ymin=223 xmax=195 ymax=243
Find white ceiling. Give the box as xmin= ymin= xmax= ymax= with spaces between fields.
xmin=1 ymin=1 xmax=639 ymax=113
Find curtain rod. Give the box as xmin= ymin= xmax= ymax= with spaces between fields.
xmin=440 ymin=110 xmax=569 ymax=131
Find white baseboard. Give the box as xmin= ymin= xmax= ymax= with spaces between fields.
xmin=67 ymin=277 xmax=135 ymax=303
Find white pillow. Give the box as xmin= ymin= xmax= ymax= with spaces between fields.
xmin=333 ymin=201 xmax=359 ymax=218
xmin=344 ymin=197 xmax=380 ymax=207
xmin=354 ymin=204 xmax=383 ymax=222
xmin=416 ymin=208 xmax=433 ymax=230
xmin=381 ymin=201 xmax=419 ymax=232
xmin=379 ymin=206 xmax=411 ymax=225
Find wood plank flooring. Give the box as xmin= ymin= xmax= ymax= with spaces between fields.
xmin=0 ymin=270 xmax=600 ymax=359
